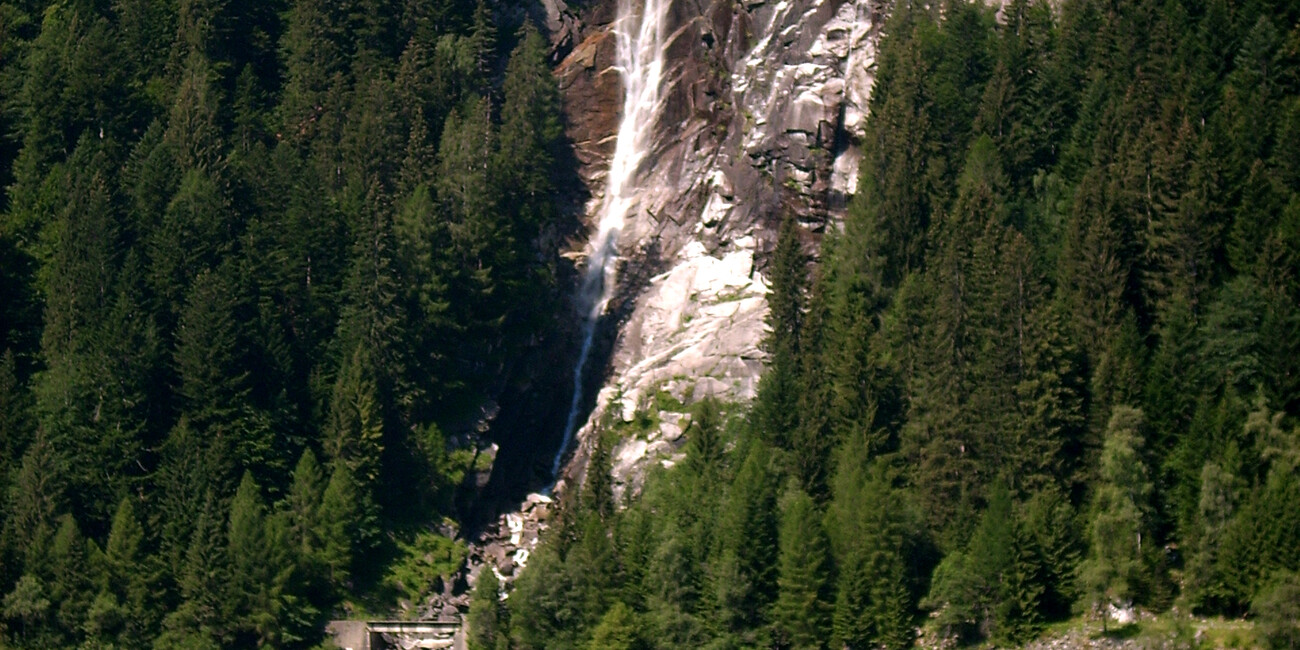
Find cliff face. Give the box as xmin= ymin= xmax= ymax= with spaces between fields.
xmin=536 ymin=0 xmax=890 ymax=495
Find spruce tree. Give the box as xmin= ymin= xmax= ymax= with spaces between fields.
xmin=225 ymin=472 xmax=268 ymax=644
xmin=318 ymin=461 xmax=365 ymax=590
xmin=754 ymin=214 xmax=808 ymax=460
xmin=587 ymin=602 xmax=643 ymax=650
xmin=325 ymin=344 xmax=386 ymax=490
xmin=44 ymin=514 xmax=94 ymax=645
xmin=3 ymin=433 xmax=64 ymax=570
xmin=87 ymin=497 xmax=156 ymax=647
xmin=286 ymin=449 xmax=326 ymax=554
xmin=0 ymin=350 xmax=32 ymax=498
xmin=279 ymin=0 xmax=346 ymax=147
xmin=495 ymin=23 xmax=563 ymax=240
xmin=467 ymin=567 xmax=507 ymax=650
xmin=1082 ymin=406 xmax=1154 ymax=625
xmin=826 ymin=442 xmax=914 ymax=650
xmin=714 ymin=441 xmax=779 ymax=632
xmin=773 ymin=486 xmax=832 ymax=650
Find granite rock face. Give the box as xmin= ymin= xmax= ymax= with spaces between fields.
xmin=544 ymin=0 xmax=888 ymax=495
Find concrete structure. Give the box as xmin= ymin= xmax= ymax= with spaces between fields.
xmin=326 ymin=620 xmax=461 ymax=650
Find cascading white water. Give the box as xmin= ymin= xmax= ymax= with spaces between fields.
xmin=550 ymin=0 xmax=671 ymax=480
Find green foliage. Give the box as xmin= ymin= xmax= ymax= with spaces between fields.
xmin=754 ymin=213 xmax=809 ymax=461
xmin=0 ymin=0 xmax=567 ymax=644
xmin=1252 ymin=572 xmax=1300 ymax=650
xmin=467 ymin=567 xmax=507 ymax=650
xmin=508 ymin=0 xmax=1300 ymax=646
xmin=826 ymin=443 xmax=916 ymax=650
xmin=586 ymin=602 xmax=643 ymax=650
xmin=382 ymin=531 xmax=467 ymax=606
xmin=772 ymin=486 xmax=832 ymax=649
xmin=1082 ymin=407 xmax=1156 ymax=620
xmin=4 ymin=0 xmax=1300 ymax=646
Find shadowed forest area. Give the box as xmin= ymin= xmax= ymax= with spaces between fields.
xmin=0 ymin=0 xmax=575 ymax=646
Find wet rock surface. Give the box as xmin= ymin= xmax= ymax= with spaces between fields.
xmin=547 ymin=0 xmax=889 ymax=494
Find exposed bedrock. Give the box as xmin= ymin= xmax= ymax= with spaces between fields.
xmin=524 ymin=0 xmax=889 ymax=504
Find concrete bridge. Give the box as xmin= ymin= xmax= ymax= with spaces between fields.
xmin=327 ymin=620 xmax=462 ymax=650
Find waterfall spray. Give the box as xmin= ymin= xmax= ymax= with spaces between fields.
xmin=550 ymin=0 xmax=671 ymax=480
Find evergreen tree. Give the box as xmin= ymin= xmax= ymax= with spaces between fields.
xmin=0 ymin=350 xmax=33 ymax=504
xmin=826 ymin=441 xmax=914 ymax=650
xmin=42 ymin=514 xmax=94 ymax=646
xmin=278 ymin=0 xmax=347 ymax=147
xmin=495 ymin=23 xmax=562 ymax=240
xmin=286 ymin=449 xmax=326 ymax=555
xmin=468 ymin=567 xmax=507 ymax=650
xmin=3 ymin=433 xmax=64 ymax=571
xmin=1082 ymin=406 xmax=1155 ymax=626
xmin=174 ymin=264 xmax=279 ymax=482
xmin=713 ymin=441 xmax=779 ymax=634
xmin=325 ymin=344 xmax=386 ymax=491
xmin=1021 ymin=486 xmax=1080 ymax=620
xmin=1252 ymin=572 xmax=1300 ymax=650
xmin=772 ymin=486 xmax=831 ymax=650
xmin=754 ymin=214 xmax=809 ymax=461
xmin=317 ymin=461 xmax=365 ymax=590
xmin=587 ymin=602 xmax=643 ymax=650
xmin=87 ymin=497 xmax=157 ymax=647
xmin=156 ymin=492 xmax=227 ymax=649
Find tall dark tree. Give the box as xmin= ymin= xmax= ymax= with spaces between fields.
xmin=772 ymin=486 xmax=832 ymax=650
xmin=826 ymin=441 xmax=915 ymax=650
xmin=754 ymin=214 xmax=808 ymax=459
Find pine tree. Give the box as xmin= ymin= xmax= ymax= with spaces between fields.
xmin=586 ymin=602 xmax=643 ymax=650
xmin=1021 ymin=486 xmax=1080 ymax=620
xmin=31 ymin=137 xmax=142 ymax=527
xmin=286 ymin=449 xmax=326 ymax=554
xmin=851 ymin=4 xmax=935 ymax=287
xmin=1082 ymin=406 xmax=1154 ymax=626
xmin=394 ymin=183 xmax=454 ymax=412
xmin=86 ymin=497 xmax=157 ymax=647
xmin=467 ymin=566 xmax=507 ymax=650
xmin=508 ymin=541 xmax=580 ymax=650
xmin=754 ymin=214 xmax=808 ymax=459
xmin=772 ymin=486 xmax=832 ymax=650
xmin=996 ymin=519 xmax=1048 ymax=645
xmin=0 ymin=350 xmax=33 ymax=496
xmin=43 ymin=514 xmax=94 ymax=645
xmin=325 ymin=344 xmax=385 ymax=489
xmin=1251 ymin=572 xmax=1300 ymax=650
xmin=437 ymin=96 xmax=507 ymax=356
xmin=1012 ymin=304 xmax=1086 ymax=495
xmin=714 ymin=441 xmax=779 ymax=633
xmin=926 ymin=482 xmax=1013 ymax=638
xmin=1216 ymin=464 xmax=1300 ymax=613
xmin=2 ymin=433 xmax=64 ymax=573
xmin=334 ymin=178 xmax=409 ymax=435
xmin=1184 ymin=462 xmax=1238 ymax=613
xmin=165 ymin=51 xmax=226 ymax=175
xmin=174 ymin=264 xmax=279 ymax=481
xmin=465 ymin=0 xmax=497 ymax=95
xmin=826 ymin=442 xmax=915 ymax=650
xmin=149 ymin=168 xmax=230 ymax=321
xmin=225 ymin=472 xmax=269 ymax=645
xmin=278 ymin=0 xmax=347 ymax=147
xmin=495 ymin=23 xmax=562 ymax=240
xmin=156 ymin=491 xmax=227 ymax=649
xmin=317 ymin=461 xmax=365 ymax=590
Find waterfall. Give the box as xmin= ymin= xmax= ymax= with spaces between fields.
xmin=550 ymin=0 xmax=671 ymax=480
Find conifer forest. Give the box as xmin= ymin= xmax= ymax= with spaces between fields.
xmin=0 ymin=0 xmax=1299 ymax=649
